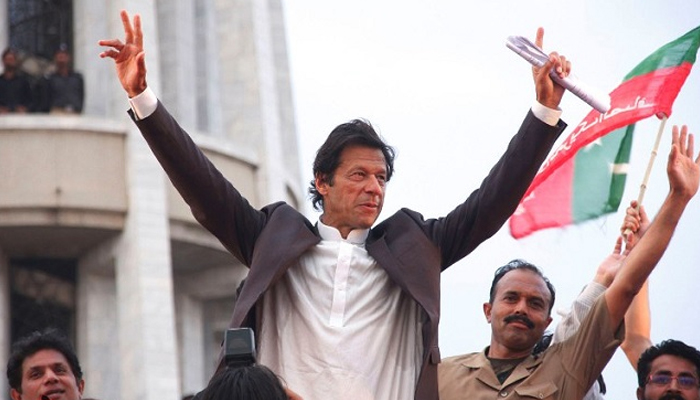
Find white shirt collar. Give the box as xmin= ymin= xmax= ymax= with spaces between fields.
xmin=317 ymin=220 xmax=369 ymax=244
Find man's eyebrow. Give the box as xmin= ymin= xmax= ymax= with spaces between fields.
xmin=653 ymin=370 xmax=673 ymax=375
xmin=26 ymin=365 xmax=44 ymax=374
xmin=528 ymin=295 xmax=546 ymax=302
xmin=26 ymin=362 xmax=67 ymax=372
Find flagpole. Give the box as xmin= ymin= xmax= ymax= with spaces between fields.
xmin=637 ymin=115 xmax=668 ymax=205
xmin=623 ymin=115 xmax=668 ymax=236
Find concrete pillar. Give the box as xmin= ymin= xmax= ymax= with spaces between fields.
xmin=194 ymin=0 xmax=224 ymax=136
xmin=250 ymin=0 xmax=287 ymax=205
xmin=0 ymin=0 xmax=8 ymax=49
xmin=73 ymin=0 xmax=111 ymax=117
xmin=115 ymin=115 xmax=181 ymax=394
xmin=213 ymin=0 xmax=257 ymax=149
xmin=269 ymin=0 xmax=303 ymax=206
xmin=76 ymin=241 xmax=121 ymax=400
xmin=203 ymin=297 xmax=238 ymax=378
xmin=156 ymin=0 xmax=197 ymax=130
xmin=176 ymin=294 xmax=205 ymax=396
xmin=104 ymin=2 xmax=179 ymax=400
xmin=214 ymin=0 xmax=287 ymax=205
xmin=116 ymin=121 xmax=181 ymax=400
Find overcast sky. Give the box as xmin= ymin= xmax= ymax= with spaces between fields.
xmin=281 ymin=1 xmax=700 ymax=398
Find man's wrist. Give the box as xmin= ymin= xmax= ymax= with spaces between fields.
xmin=593 ymin=271 xmax=614 ymax=288
xmin=531 ymin=100 xmax=562 ymax=126
xmin=128 ymin=87 xmax=157 ymax=120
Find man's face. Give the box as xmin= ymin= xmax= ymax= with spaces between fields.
xmin=11 ymin=349 xmax=84 ymax=400
xmin=54 ymin=51 xmax=71 ymax=69
xmin=638 ymin=355 xmax=700 ymax=400
xmin=483 ymin=269 xmax=553 ymax=358
xmin=315 ymin=145 xmax=386 ymax=238
xmin=3 ymin=52 xmax=17 ymax=70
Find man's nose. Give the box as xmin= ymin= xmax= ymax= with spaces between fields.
xmin=44 ymin=369 xmax=59 ymax=383
xmin=365 ymin=176 xmax=383 ymax=194
xmin=514 ymin=299 xmax=529 ymax=314
xmin=667 ymin=378 xmax=682 ymax=391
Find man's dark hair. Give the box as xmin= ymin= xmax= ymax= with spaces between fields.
xmin=200 ymin=364 xmax=288 ymax=400
xmin=637 ymin=339 xmax=700 ymax=388
xmin=489 ymin=259 xmax=556 ymax=314
xmin=308 ymin=119 xmax=395 ymax=211
xmin=6 ymin=328 xmax=83 ymax=391
xmin=2 ymin=47 xmax=16 ymax=59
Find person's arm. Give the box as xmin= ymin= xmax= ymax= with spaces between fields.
xmin=620 ymin=200 xmax=650 ymax=253
xmin=552 ymin=196 xmax=650 ymax=344
xmin=552 ymin=237 xmax=623 ymax=343
xmin=528 ymin=27 xmax=570 ymax=126
xmin=531 ymin=28 xmax=570 ymax=111
xmin=621 ymin=279 xmax=652 ymax=370
xmin=98 ymin=10 xmax=267 ymax=265
xmin=605 ymin=125 xmax=700 ymax=326
xmin=618 ymin=202 xmax=653 ymax=370
xmin=424 ymin=28 xmax=570 ymax=267
xmin=552 ymin=283 xmax=606 ymax=343
xmin=99 ymin=10 xmax=156 ymax=121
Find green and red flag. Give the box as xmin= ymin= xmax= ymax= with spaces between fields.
xmin=510 ymin=26 xmax=700 ymax=239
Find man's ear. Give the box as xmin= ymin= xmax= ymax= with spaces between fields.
xmin=315 ymin=174 xmax=329 ymax=196
xmin=10 ymin=388 xmax=22 ymax=400
xmin=483 ymin=302 xmax=492 ymax=323
xmin=545 ymin=315 xmax=553 ymax=328
xmin=78 ymin=379 xmax=85 ymax=395
xmin=636 ymin=386 xmax=644 ymax=400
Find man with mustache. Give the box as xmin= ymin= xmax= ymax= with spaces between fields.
xmin=438 ymin=126 xmax=700 ymax=400
xmin=636 ymin=340 xmax=700 ymax=400
xmin=6 ymin=328 xmax=85 ymax=400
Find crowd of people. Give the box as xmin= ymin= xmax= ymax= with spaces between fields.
xmin=4 ymin=8 xmax=700 ymax=400
xmin=0 ymin=46 xmax=84 ymax=115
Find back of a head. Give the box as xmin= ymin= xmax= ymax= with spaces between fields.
xmin=201 ymin=365 xmax=288 ymax=400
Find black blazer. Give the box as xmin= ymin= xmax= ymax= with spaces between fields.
xmin=134 ymin=103 xmax=566 ymax=400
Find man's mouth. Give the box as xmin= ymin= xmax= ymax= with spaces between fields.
xmin=42 ymin=389 xmax=64 ymax=400
xmin=359 ymin=202 xmax=379 ymax=210
xmin=660 ymin=394 xmax=685 ymax=400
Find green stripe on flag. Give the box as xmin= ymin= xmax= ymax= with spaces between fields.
xmin=625 ymin=26 xmax=700 ymax=80
xmin=571 ymin=125 xmax=634 ymax=223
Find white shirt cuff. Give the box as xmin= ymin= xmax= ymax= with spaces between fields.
xmin=531 ymin=101 xmax=562 ymax=127
xmin=128 ymin=87 xmax=158 ymax=120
